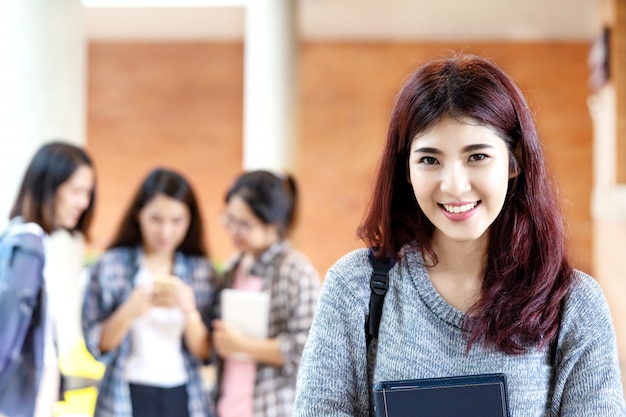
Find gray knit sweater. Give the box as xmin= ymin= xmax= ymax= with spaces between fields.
xmin=293 ymin=246 xmax=626 ymax=416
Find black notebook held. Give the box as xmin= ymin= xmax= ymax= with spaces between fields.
xmin=373 ymin=373 xmax=509 ymax=417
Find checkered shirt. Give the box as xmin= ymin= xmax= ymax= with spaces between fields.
xmin=82 ymin=246 xmax=218 ymax=417
xmin=216 ymin=239 xmax=321 ymax=417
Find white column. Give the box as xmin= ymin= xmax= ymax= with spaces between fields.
xmin=242 ymin=0 xmax=298 ymax=171
xmin=0 ymin=0 xmax=86 ymax=227
xmin=0 ymin=0 xmax=88 ymax=382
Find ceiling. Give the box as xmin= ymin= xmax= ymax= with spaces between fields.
xmin=84 ymin=0 xmax=603 ymax=42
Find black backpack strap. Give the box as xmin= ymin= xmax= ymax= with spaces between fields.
xmin=365 ymin=248 xmax=393 ymax=417
xmin=366 ymin=248 xmax=393 ymax=347
xmin=549 ymin=299 xmax=565 ymax=367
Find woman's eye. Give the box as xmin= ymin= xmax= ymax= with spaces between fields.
xmin=419 ymin=156 xmax=439 ymax=165
xmin=468 ymin=153 xmax=488 ymax=162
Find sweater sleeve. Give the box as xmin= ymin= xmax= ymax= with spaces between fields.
xmin=551 ymin=272 xmax=626 ymax=416
xmin=293 ymin=253 xmax=371 ymax=416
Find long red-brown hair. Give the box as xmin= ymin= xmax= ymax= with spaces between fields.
xmin=358 ymin=54 xmax=573 ymax=354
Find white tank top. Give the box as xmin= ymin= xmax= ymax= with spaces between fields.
xmin=124 ymin=265 xmax=188 ymax=387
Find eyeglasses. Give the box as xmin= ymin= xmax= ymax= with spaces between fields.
xmin=220 ymin=213 xmax=263 ymax=235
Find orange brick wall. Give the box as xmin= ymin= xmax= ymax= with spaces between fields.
xmin=86 ymin=41 xmax=593 ymax=277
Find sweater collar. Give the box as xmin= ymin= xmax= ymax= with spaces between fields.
xmin=405 ymin=245 xmax=465 ymax=329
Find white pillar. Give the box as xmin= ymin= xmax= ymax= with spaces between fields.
xmin=0 ymin=0 xmax=86 ymax=227
xmin=0 ymin=0 xmax=88 ymax=379
xmin=242 ymin=0 xmax=298 ymax=172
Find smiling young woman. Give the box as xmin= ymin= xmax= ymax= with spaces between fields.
xmin=292 ymin=54 xmax=626 ymax=417
xmin=0 ymin=141 xmax=96 ymax=417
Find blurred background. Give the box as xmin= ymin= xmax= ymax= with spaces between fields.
xmin=1 ymin=0 xmax=625 ymax=403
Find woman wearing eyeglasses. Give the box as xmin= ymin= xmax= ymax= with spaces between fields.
xmin=212 ymin=170 xmax=321 ymax=417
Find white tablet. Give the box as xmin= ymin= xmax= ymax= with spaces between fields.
xmin=220 ymin=289 xmax=270 ymax=339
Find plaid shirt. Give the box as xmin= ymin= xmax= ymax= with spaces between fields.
xmin=82 ymin=246 xmax=217 ymax=417
xmin=216 ymin=239 xmax=321 ymax=417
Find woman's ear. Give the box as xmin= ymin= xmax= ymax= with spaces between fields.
xmin=509 ymin=145 xmax=522 ymax=178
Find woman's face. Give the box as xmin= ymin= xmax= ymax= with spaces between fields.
xmin=53 ymin=164 xmax=95 ymax=230
xmin=408 ymin=117 xmax=512 ymax=247
xmin=222 ymin=194 xmax=279 ymax=256
xmin=138 ymin=193 xmax=191 ymax=256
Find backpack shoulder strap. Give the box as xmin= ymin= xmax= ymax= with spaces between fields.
xmin=366 ymin=248 xmax=393 ymax=347
xmin=365 ymin=248 xmax=394 ymax=417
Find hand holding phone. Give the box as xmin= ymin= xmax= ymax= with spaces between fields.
xmin=152 ymin=275 xmax=178 ymax=308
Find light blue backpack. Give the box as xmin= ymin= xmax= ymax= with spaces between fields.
xmin=0 ymin=225 xmax=46 ymax=417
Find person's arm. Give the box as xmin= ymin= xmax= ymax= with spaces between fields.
xmin=182 ymin=309 xmax=210 ymax=360
xmin=174 ymin=271 xmax=212 ymax=361
xmin=98 ymin=286 xmax=151 ymax=353
xmin=82 ymin=256 xmax=145 ymax=361
xmin=552 ymin=275 xmax=626 ymax=416
xmin=212 ymin=319 xmax=283 ymax=366
xmin=292 ymin=260 xmax=370 ymax=417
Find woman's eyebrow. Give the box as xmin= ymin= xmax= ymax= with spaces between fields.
xmin=413 ymin=144 xmax=494 ymax=154
xmin=462 ymin=143 xmax=495 ymax=152
xmin=413 ymin=147 xmax=441 ymax=154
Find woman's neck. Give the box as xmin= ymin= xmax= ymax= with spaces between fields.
xmin=245 ymin=235 xmax=280 ymax=261
xmin=430 ymin=230 xmax=488 ymax=274
xmin=240 ymin=252 xmax=256 ymax=271
xmin=142 ymin=249 xmax=174 ymax=276
xmin=425 ymin=231 xmax=489 ymax=312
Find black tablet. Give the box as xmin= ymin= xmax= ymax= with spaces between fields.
xmin=372 ymin=373 xmax=509 ymax=417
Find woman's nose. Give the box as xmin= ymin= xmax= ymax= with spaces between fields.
xmin=160 ymin=223 xmax=177 ymax=238
xmin=78 ymin=191 xmax=91 ymax=210
xmin=439 ymin=164 xmax=471 ymax=195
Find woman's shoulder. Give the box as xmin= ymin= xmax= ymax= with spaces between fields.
xmin=323 ymin=247 xmax=374 ymax=299
xmin=220 ymin=252 xmax=240 ymax=274
xmin=178 ymin=251 xmax=212 ymax=264
xmin=568 ymin=270 xmax=608 ymax=306
xmin=174 ymin=252 xmax=216 ymax=276
xmin=96 ymin=246 xmax=136 ymax=264
xmin=323 ymin=245 xmax=418 ymax=302
xmin=2 ymin=221 xmax=45 ymax=250
xmin=329 ymin=247 xmax=372 ymax=272
xmin=561 ymin=269 xmax=614 ymax=335
xmin=279 ymin=244 xmax=317 ymax=271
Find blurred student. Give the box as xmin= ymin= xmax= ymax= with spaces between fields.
xmin=212 ymin=170 xmax=320 ymax=417
xmin=82 ymin=167 xmax=217 ymax=417
xmin=0 ymin=141 xmax=95 ymax=417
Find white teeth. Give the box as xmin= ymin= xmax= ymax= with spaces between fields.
xmin=443 ymin=202 xmax=477 ymax=214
